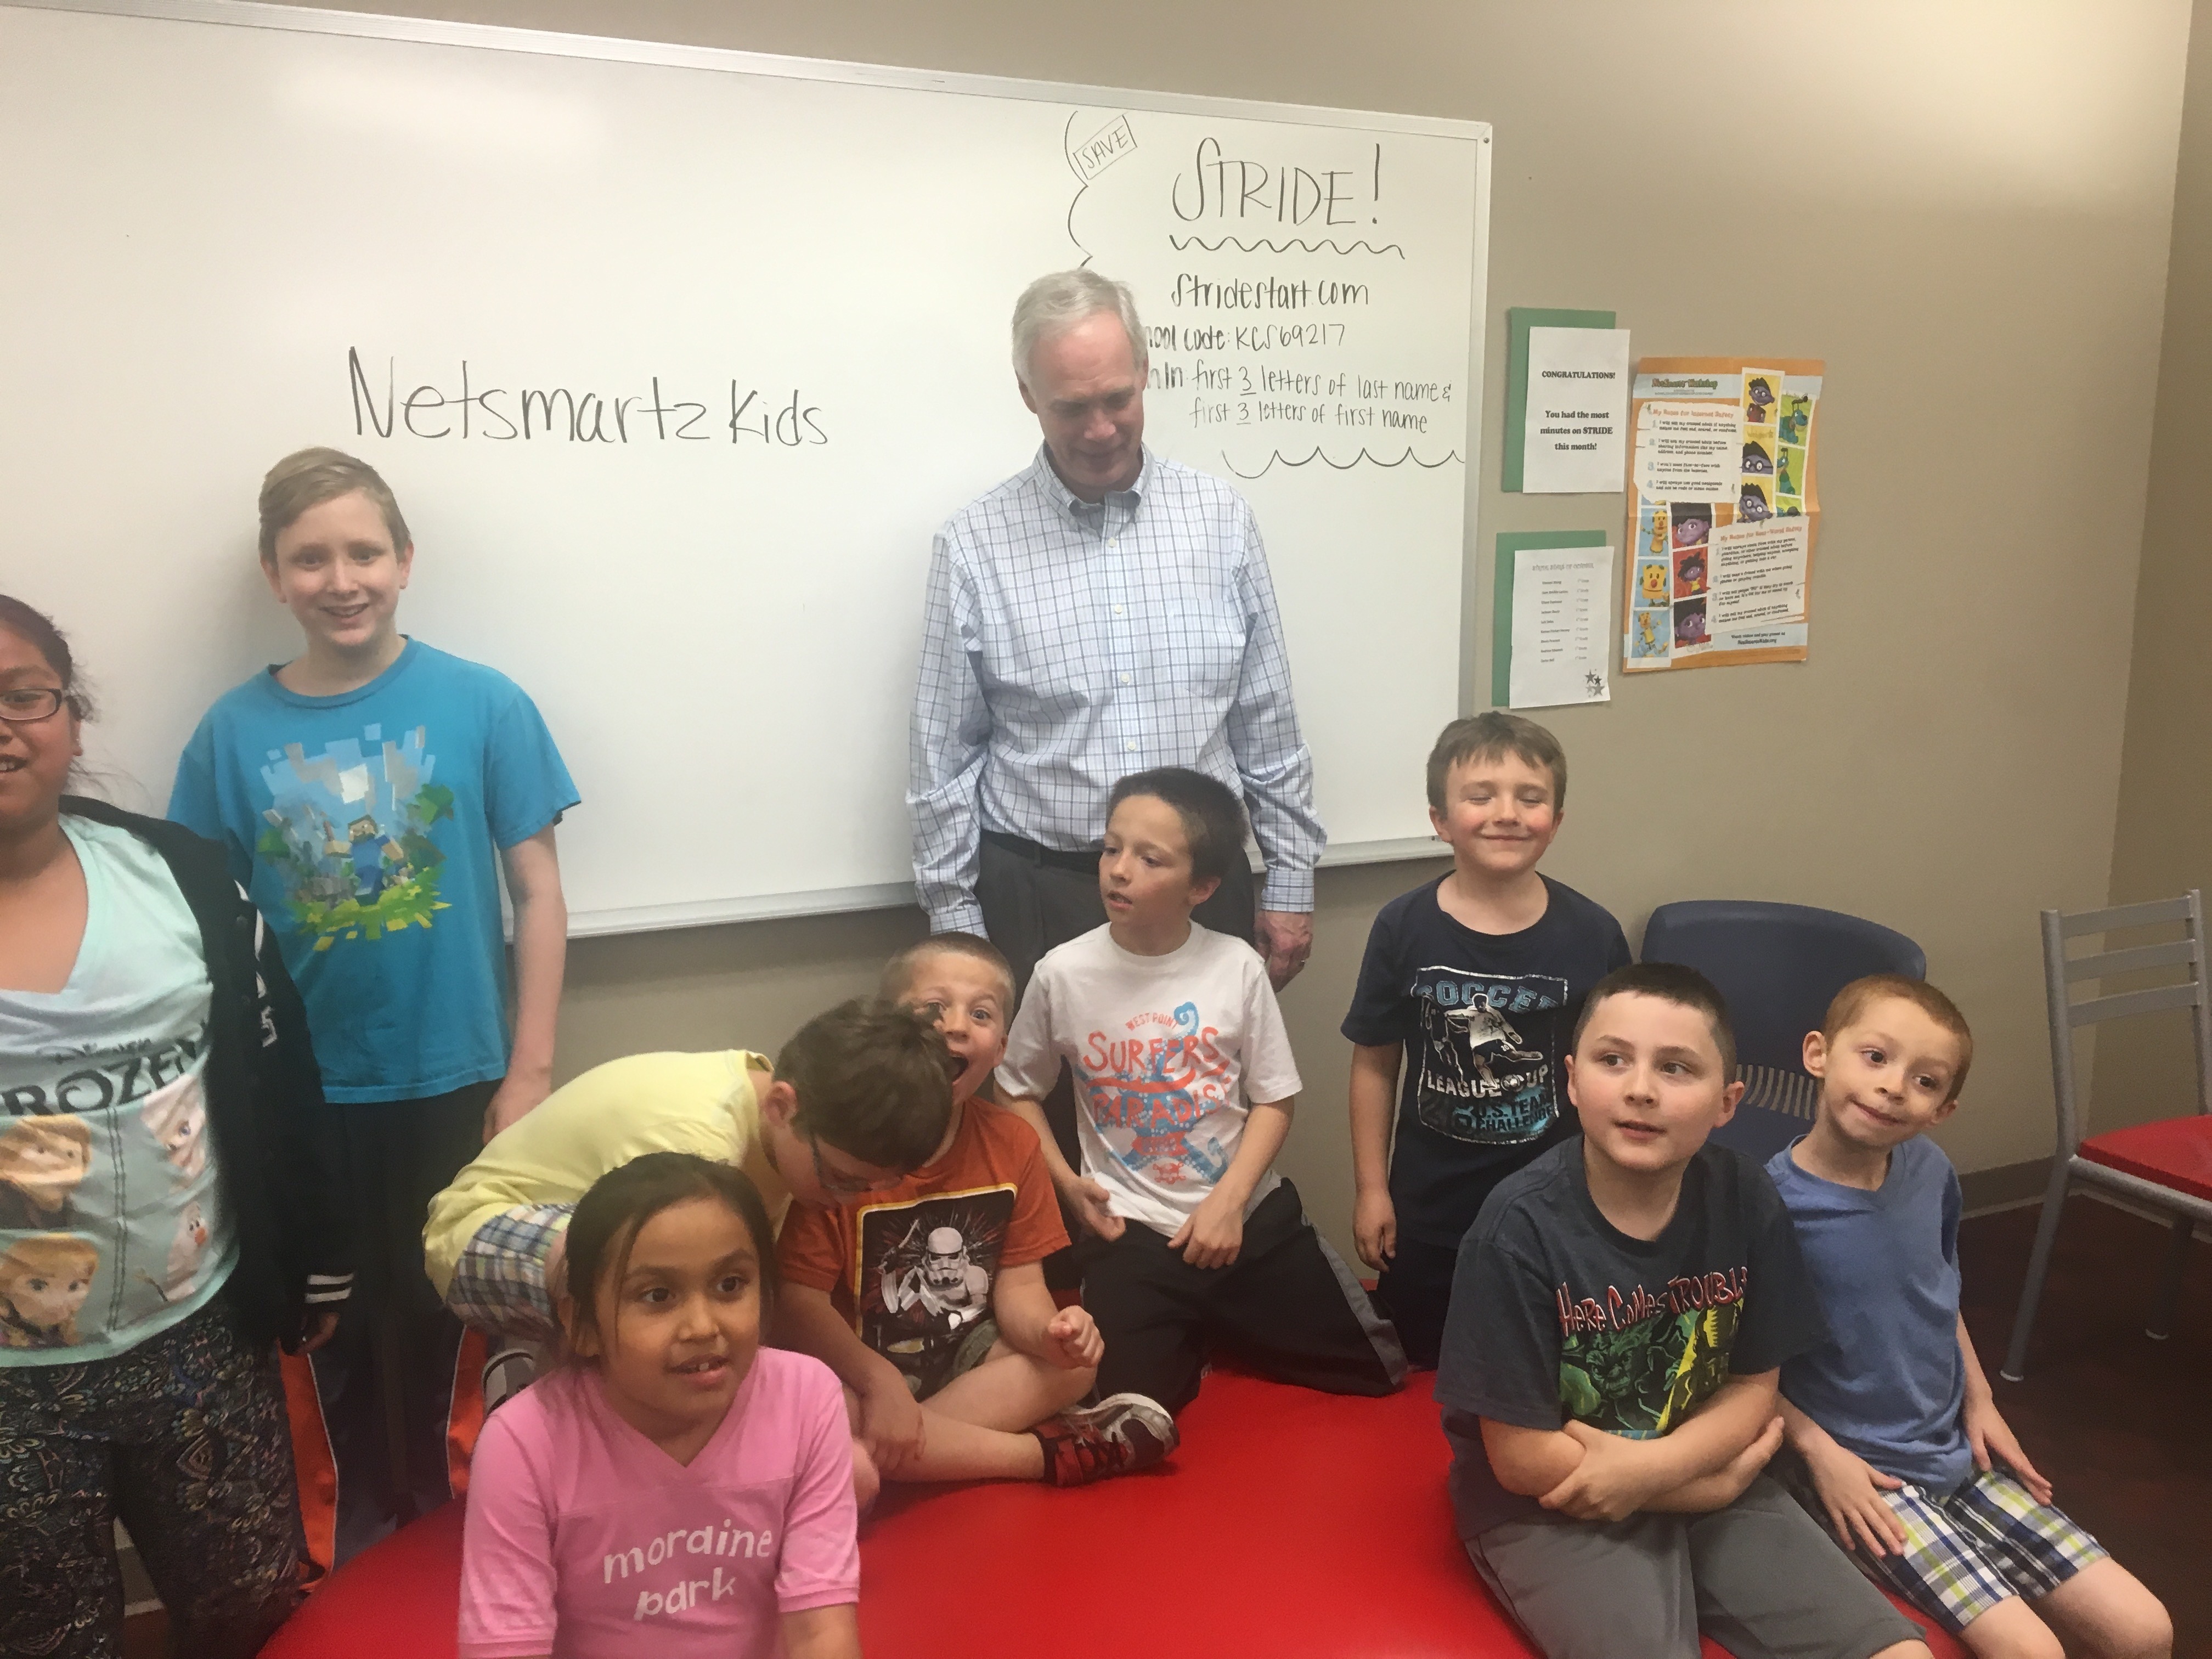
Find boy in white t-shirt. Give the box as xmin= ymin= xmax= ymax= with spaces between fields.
xmin=997 ymin=768 xmax=1405 ymax=1415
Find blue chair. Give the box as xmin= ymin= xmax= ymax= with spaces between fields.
xmin=1639 ymin=900 xmax=1928 ymax=1165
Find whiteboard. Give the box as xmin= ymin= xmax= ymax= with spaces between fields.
xmin=0 ymin=0 xmax=1489 ymax=934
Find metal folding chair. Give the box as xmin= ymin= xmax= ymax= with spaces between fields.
xmin=1640 ymin=900 xmax=1926 ymax=1164
xmin=2000 ymin=890 xmax=2212 ymax=1382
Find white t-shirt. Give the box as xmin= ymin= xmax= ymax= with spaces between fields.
xmin=996 ymin=923 xmax=1302 ymax=1237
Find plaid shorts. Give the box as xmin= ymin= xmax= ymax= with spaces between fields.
xmin=1796 ymin=1464 xmax=2108 ymax=1635
xmin=445 ymin=1204 xmax=573 ymax=1340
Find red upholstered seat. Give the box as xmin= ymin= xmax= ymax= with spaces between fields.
xmin=263 ymin=1370 xmax=1962 ymax=1659
xmin=2079 ymin=1114 xmax=2212 ymax=1203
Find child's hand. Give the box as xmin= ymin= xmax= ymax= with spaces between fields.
xmin=1537 ymin=1422 xmax=1673 ymax=1522
xmin=1353 ymin=1189 xmax=1397 ymax=1271
xmin=1167 ymin=1190 xmax=1244 ymax=1269
xmin=1963 ymin=1394 xmax=2052 ymax=1505
xmin=1042 ymin=1305 xmax=1104 ymax=1370
xmin=1798 ymin=1433 xmax=1910 ymax=1556
xmin=1058 ymin=1173 xmax=1125 ymax=1242
xmin=856 ymin=1375 xmax=926 ymax=1475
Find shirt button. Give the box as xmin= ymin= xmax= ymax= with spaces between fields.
xmin=1113 ymin=605 xmax=1125 ymax=617
xmin=1108 ymin=538 xmax=1119 ymax=549
xmin=1119 ymin=673 xmax=1132 ymax=685
xmin=1125 ymin=741 xmax=1137 ymax=752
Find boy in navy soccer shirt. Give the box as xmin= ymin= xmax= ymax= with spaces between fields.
xmin=171 ymin=448 xmax=577 ymax=1561
xmin=1343 ymin=713 xmax=1629 ymax=1366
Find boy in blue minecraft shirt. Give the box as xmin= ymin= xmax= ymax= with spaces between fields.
xmin=171 ymin=448 xmax=578 ymax=1562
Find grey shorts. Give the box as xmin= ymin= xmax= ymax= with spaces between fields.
xmin=1465 ymin=1475 xmax=1926 ymax=1659
xmin=898 ymin=1316 xmax=1003 ymax=1403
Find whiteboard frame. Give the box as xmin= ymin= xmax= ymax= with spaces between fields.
xmin=8 ymin=0 xmax=1490 ymax=936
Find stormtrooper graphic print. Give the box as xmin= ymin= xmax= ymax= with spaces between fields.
xmin=1409 ymin=969 xmax=1568 ymax=1144
xmin=853 ymin=1184 xmax=1015 ymax=1392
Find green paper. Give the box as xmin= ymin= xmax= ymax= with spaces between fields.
xmin=1492 ymin=529 xmax=1611 ymax=708
xmin=1503 ymin=308 xmax=1616 ymax=493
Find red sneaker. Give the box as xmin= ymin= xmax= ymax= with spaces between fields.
xmin=1035 ymin=1393 xmax=1178 ymax=1487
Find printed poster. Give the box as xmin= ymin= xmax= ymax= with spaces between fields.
xmin=1623 ymin=357 xmax=1822 ymax=672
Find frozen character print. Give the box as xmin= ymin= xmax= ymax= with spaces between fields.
xmin=1743 ymin=375 xmax=1776 ymax=426
xmin=0 ymin=1115 xmax=93 ymax=1229
xmin=1741 ymin=439 xmax=1771 ymax=475
xmin=1739 ymin=482 xmax=1771 ymax=522
xmin=140 ymin=1075 xmax=210 ymax=1183
xmin=0 ymin=1234 xmax=98 ymax=1348
xmin=140 ymin=1201 xmax=211 ymax=1305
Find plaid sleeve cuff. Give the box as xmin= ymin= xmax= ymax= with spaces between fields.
xmin=445 ymin=1204 xmax=574 ymax=1340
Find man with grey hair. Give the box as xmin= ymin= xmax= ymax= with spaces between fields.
xmin=908 ymin=269 xmax=1324 ymax=1026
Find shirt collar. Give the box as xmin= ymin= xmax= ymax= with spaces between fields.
xmin=1028 ymin=443 xmax=1153 ymax=522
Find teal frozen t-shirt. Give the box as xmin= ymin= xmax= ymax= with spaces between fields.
xmin=0 ymin=816 xmax=236 ymax=1363
xmin=168 ymin=639 xmax=579 ymax=1103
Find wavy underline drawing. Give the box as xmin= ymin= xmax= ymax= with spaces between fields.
xmin=1062 ymin=110 xmax=1093 ymax=264
xmin=1169 ymin=234 xmax=1405 ymax=258
xmin=1222 ymin=447 xmax=1464 ymax=479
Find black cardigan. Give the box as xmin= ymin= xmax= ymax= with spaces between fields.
xmin=59 ymin=795 xmax=352 ymax=1350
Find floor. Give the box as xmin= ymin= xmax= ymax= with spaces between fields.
xmin=121 ymin=1193 xmax=2209 ymax=1658
xmin=1957 ymin=1197 xmax=2212 ymax=1657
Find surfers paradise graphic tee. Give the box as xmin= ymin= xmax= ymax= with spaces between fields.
xmin=169 ymin=639 xmax=578 ymax=1102
xmin=1436 ymin=1138 xmax=1823 ymax=1537
xmin=777 ymin=1101 xmax=1067 ymax=1396
xmin=998 ymin=923 xmax=1301 ymax=1238
xmin=1342 ymin=875 xmax=1630 ymax=1247
xmin=460 ymin=1349 xmax=858 ymax=1659
xmin=0 ymin=816 xmax=235 ymax=1363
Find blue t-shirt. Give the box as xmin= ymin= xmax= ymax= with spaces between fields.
xmin=1766 ymin=1135 xmax=1971 ymax=1492
xmin=168 ymin=639 xmax=579 ymax=1103
xmin=1341 ymin=875 xmax=1630 ymax=1246
xmin=0 ymin=816 xmax=237 ymax=1362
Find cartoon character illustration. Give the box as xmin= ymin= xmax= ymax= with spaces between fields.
xmin=146 ymin=1202 xmax=210 ymax=1304
xmin=1669 ymin=504 xmax=1710 ymax=550
xmin=140 ymin=1076 xmax=208 ymax=1182
xmin=1674 ymin=597 xmax=1711 ymax=645
xmin=1742 ymin=375 xmax=1776 ymax=426
xmin=1741 ymin=439 xmax=1771 ymax=475
xmin=1638 ymin=561 xmax=1670 ymax=604
xmin=1674 ymin=549 xmax=1707 ymax=595
xmin=882 ymin=1224 xmax=991 ymax=1331
xmin=0 ymin=1234 xmax=98 ymax=1348
xmin=1776 ymin=448 xmax=1798 ymax=497
xmin=1739 ymin=482 xmax=1771 ymax=522
xmin=1632 ymin=608 xmax=1670 ymax=658
xmin=1778 ymin=397 xmax=1809 ymax=445
xmin=1647 ymin=510 xmax=1668 ymax=560
xmin=253 ymin=728 xmax=455 ymax=947
xmin=0 ymin=1116 xmax=92 ymax=1229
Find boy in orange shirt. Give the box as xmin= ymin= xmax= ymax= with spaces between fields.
xmin=776 ymin=935 xmax=1176 ymax=1502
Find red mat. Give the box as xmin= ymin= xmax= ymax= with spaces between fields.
xmin=264 ymin=1370 xmax=1960 ymax=1658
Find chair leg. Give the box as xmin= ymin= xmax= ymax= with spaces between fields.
xmin=2001 ymin=1161 xmax=2074 ymax=1383
xmin=2147 ymin=1215 xmax=2192 ymax=1341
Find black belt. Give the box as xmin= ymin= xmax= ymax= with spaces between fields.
xmin=981 ymin=830 xmax=1103 ymax=875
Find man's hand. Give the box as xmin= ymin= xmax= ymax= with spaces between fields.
xmin=1056 ymin=1171 xmax=1126 ymax=1242
xmin=1964 ymin=1393 xmax=2052 ymax=1505
xmin=1168 ymin=1188 xmax=1246 ymax=1269
xmin=1042 ymin=1305 xmax=1104 ymax=1369
xmin=1255 ymin=910 xmax=1314 ymax=990
xmin=482 ymin=1071 xmax=552 ymax=1143
xmin=1797 ymin=1432 xmax=1910 ymax=1555
xmin=855 ymin=1374 xmax=926 ymax=1475
xmin=1538 ymin=1421 xmax=1674 ymax=1522
xmin=1353 ymin=1188 xmax=1397 ymax=1272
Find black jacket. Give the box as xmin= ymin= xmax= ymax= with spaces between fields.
xmin=60 ymin=795 xmax=351 ymax=1350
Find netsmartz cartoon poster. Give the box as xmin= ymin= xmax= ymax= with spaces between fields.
xmin=1624 ymin=356 xmax=1822 ymax=672
xmin=853 ymin=1184 xmax=1016 ymax=1389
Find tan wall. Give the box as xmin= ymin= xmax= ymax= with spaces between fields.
xmin=2097 ymin=0 xmax=2212 ymax=1132
xmin=247 ymin=0 xmax=2192 ymax=1251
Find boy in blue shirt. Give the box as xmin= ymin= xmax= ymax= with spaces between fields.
xmin=1770 ymin=976 xmax=2171 ymax=1659
xmin=1343 ymin=712 xmax=1629 ymax=1366
xmin=170 ymin=448 xmax=578 ymax=1562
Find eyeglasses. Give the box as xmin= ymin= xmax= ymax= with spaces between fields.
xmin=807 ymin=1132 xmax=891 ymax=1200
xmin=0 ymin=687 xmax=68 ymax=724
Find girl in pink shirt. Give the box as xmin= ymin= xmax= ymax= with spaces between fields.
xmin=460 ymin=1153 xmax=861 ymax=1659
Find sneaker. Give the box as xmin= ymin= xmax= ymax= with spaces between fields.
xmin=1035 ymin=1392 xmax=1178 ymax=1486
xmin=482 ymin=1346 xmax=538 ymax=1413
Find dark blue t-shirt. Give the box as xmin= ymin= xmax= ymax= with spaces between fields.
xmin=1342 ymin=875 xmax=1629 ymax=1246
xmin=1767 ymin=1135 xmax=1972 ymax=1492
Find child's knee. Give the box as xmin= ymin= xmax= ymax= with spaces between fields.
xmin=2094 ymin=1592 xmax=2172 ymax=1659
xmin=1962 ymin=1602 xmax=2064 ymax=1659
xmin=849 ymin=1436 xmax=880 ymax=1514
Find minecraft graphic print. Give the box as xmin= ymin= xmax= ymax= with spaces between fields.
xmin=1409 ymin=969 xmax=1568 ymax=1144
xmin=252 ymin=726 xmax=455 ymax=950
xmin=855 ymin=1185 xmax=1015 ymax=1395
